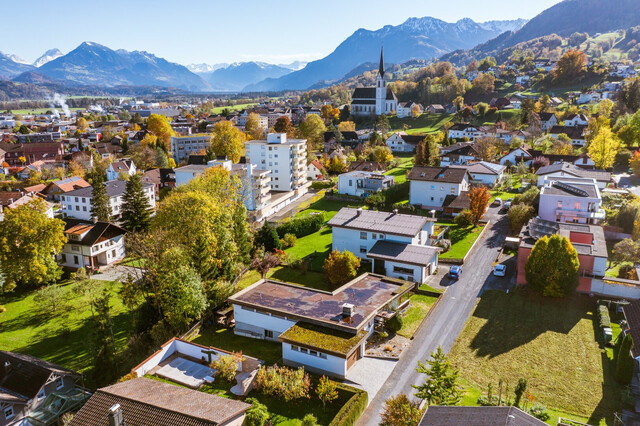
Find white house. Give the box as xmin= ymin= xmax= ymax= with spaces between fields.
xmin=538 ymin=177 xmax=605 ymax=224
xmin=536 ymin=162 xmax=611 ymax=190
xmin=451 ymin=161 xmax=506 ymax=187
xmin=439 ymin=144 xmax=479 ymax=166
xmin=516 ymin=75 xmax=531 ymax=85
xmin=540 ymin=112 xmax=558 ymax=131
xmin=306 ymin=159 xmax=324 ymax=180
xmin=229 ymin=274 xmax=412 ymax=378
xmin=328 ymin=208 xmax=439 ymax=283
xmin=578 ymin=91 xmax=601 ymax=105
xmin=61 ymin=180 xmax=156 ymax=221
xmin=385 ymin=132 xmax=424 ymax=153
xmin=408 ymin=166 xmax=470 ymax=208
xmin=565 ymin=114 xmax=589 ymax=127
xmin=447 ymin=123 xmax=480 ymax=140
xmin=337 ymin=171 xmax=395 ymax=197
xmin=396 ymin=102 xmax=423 ymax=118
xmin=106 ymin=158 xmax=136 ymax=181
xmin=58 ymin=220 xmax=126 ymax=271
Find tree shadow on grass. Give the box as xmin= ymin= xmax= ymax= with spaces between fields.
xmin=586 ymin=351 xmax=625 ymax=425
xmin=467 ymin=288 xmax=586 ymax=358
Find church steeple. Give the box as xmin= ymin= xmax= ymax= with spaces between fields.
xmin=378 ymin=46 xmax=385 ymax=78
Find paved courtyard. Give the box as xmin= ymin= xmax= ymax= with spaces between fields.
xmin=344 ymin=356 xmax=397 ymax=405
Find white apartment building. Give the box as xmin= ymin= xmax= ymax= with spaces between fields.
xmin=408 ymin=166 xmax=471 ymax=208
xmin=538 ymin=177 xmax=605 ymax=224
xmin=170 ymin=134 xmax=211 ymax=163
xmin=61 ymin=180 xmax=156 ymax=221
xmin=245 ymin=133 xmax=307 ymax=192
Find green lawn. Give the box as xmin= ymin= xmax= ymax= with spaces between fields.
xmin=236 ymin=266 xmax=331 ymax=292
xmin=286 ymin=226 xmax=333 ymax=271
xmin=449 ymin=289 xmax=624 ymax=425
xmin=389 ymin=113 xmax=455 ymax=135
xmin=120 ymin=257 xmax=146 ymax=268
xmin=211 ymin=103 xmax=257 ymax=114
xmin=417 ymin=283 xmax=444 ymax=294
xmin=294 ymin=197 xmax=364 ymax=220
xmin=397 ymin=294 xmax=439 ymax=338
xmin=9 ymin=107 xmax=85 ymax=115
xmin=0 ymin=280 xmax=133 ymax=379
xmin=193 ymin=326 xmax=282 ymax=365
xmin=605 ymin=262 xmax=634 ymax=278
xmin=437 ymin=223 xmax=485 ymax=259
xmin=385 ymin=155 xmax=414 ymax=184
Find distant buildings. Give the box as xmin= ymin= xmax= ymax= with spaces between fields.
xmin=245 ymin=133 xmax=307 ymax=193
xmin=170 ymin=135 xmax=211 ymax=163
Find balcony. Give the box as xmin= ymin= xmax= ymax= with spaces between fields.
xmin=556 ymin=208 xmax=606 ymax=220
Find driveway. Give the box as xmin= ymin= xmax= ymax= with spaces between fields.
xmin=91 ymin=265 xmax=141 ymax=282
xmin=357 ymin=207 xmax=509 ymax=425
xmin=613 ymin=172 xmax=640 ymax=197
xmin=345 ymin=357 xmax=398 ymax=403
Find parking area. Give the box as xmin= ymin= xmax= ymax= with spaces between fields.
xmin=344 ymin=356 xmax=397 ymax=404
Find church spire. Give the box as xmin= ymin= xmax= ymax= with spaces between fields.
xmin=378 ymin=46 xmax=385 ymax=78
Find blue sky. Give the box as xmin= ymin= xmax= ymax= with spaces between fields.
xmin=7 ymin=0 xmax=562 ymax=66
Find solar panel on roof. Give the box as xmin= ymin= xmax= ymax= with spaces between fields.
xmin=551 ymin=181 xmax=589 ymax=197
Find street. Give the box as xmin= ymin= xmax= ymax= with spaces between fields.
xmin=357 ymin=206 xmax=510 ymax=425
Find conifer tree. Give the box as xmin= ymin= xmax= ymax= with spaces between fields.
xmin=121 ymin=174 xmax=151 ymax=232
xmin=90 ymin=173 xmax=112 ymax=222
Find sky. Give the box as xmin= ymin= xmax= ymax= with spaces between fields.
xmin=6 ymin=0 xmax=563 ymax=66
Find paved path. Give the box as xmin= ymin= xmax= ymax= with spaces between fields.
xmin=613 ymin=172 xmax=640 ymax=197
xmin=357 ymin=207 xmax=509 ymax=425
xmin=92 ymin=265 xmax=141 ymax=282
xmin=344 ymin=357 xmax=398 ymax=402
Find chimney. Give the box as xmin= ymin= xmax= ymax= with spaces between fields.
xmin=393 ymin=209 xmax=398 ymax=215
xmin=92 ymin=216 xmax=98 ymax=224
xmin=356 ymin=208 xmax=363 ymax=217
xmin=430 ymin=209 xmax=436 ymax=219
xmin=342 ymin=303 xmax=355 ymax=317
xmin=108 ymin=403 xmax=124 ymax=426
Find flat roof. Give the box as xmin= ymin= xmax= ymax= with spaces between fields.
xmin=328 ymin=207 xmax=432 ymax=237
xmin=519 ymin=217 xmax=607 ymax=258
xmin=279 ymin=324 xmax=368 ymax=357
xmin=230 ymin=274 xmax=409 ymax=332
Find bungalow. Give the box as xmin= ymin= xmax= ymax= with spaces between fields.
xmin=347 ymin=160 xmax=385 ymax=173
xmin=337 ymin=171 xmax=394 ymax=197
xmin=408 ymin=166 xmax=470 ymax=209
xmin=536 ymin=162 xmax=610 ymax=190
xmin=385 ymin=132 xmax=424 ymax=153
xmin=58 ymin=219 xmax=126 ymax=271
xmin=426 ymin=104 xmax=445 ymax=114
xmin=106 ymin=158 xmax=136 ymax=181
xmin=230 ymin=273 xmax=413 ymax=378
xmin=0 ymin=350 xmax=88 ymax=426
xmin=451 ymin=161 xmax=506 ymax=187
xmin=538 ymin=177 xmax=605 ymax=224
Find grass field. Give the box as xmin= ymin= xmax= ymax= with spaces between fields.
xmin=398 ymin=294 xmax=439 ymax=338
xmin=0 ymin=280 xmax=132 ymax=378
xmin=9 ymin=108 xmax=85 ymax=115
xmin=437 ymin=223 xmax=485 ymax=259
xmin=389 ymin=113 xmax=454 ymax=135
xmin=211 ymin=103 xmax=257 ymax=114
xmin=449 ymin=289 xmax=624 ymax=425
xmin=385 ymin=154 xmax=414 ymax=184
xmin=294 ymin=197 xmax=365 ymax=220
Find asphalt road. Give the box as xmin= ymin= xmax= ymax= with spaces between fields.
xmin=357 ymin=206 xmax=510 ymax=425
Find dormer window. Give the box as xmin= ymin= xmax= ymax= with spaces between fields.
xmin=55 ymin=377 xmax=63 ymax=390
xmin=4 ymin=406 xmax=14 ymax=420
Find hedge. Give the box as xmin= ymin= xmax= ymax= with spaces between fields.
xmin=365 ymin=182 xmax=410 ymax=209
xmin=598 ymin=305 xmax=611 ymax=329
xmin=276 ymin=214 xmax=324 ymax=238
xmin=328 ymin=384 xmax=368 ymax=426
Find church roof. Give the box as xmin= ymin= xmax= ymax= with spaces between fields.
xmin=379 ymin=47 xmax=385 ymax=78
xmin=351 ymin=87 xmax=396 ymax=101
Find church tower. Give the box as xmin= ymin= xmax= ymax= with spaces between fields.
xmin=375 ymin=46 xmax=386 ymax=115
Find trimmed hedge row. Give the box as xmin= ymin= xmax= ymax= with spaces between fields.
xmin=276 ymin=214 xmax=324 ymax=238
xmin=598 ymin=305 xmax=611 ymax=329
xmin=328 ymin=384 xmax=368 ymax=426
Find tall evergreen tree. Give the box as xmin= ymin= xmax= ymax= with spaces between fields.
xmin=90 ymin=173 xmax=112 ymax=222
xmin=91 ymin=289 xmax=118 ymax=385
xmin=121 ymin=174 xmax=151 ymax=232
xmin=413 ymin=346 xmax=463 ymax=406
xmin=233 ymin=205 xmax=253 ymax=265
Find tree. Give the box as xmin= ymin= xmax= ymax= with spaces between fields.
xmin=475 ymin=137 xmax=498 ymax=162
xmin=76 ymin=117 xmax=88 ymax=131
xmin=91 ymin=289 xmax=118 ymax=386
xmin=90 ymin=173 xmax=112 ymax=222
xmin=375 ymin=114 xmax=391 ymax=134
xmin=415 ymin=134 xmax=440 ymax=166
xmin=513 ymin=378 xmax=528 ymax=407
xmin=209 ymin=121 xmax=246 ymax=163
xmin=380 ymin=393 xmax=424 ymax=426
xmin=245 ymin=112 xmax=264 ymax=140
xmin=525 ymin=234 xmax=580 ymax=297
xmin=316 ymin=375 xmax=339 ymax=408
xmin=274 ymin=116 xmax=295 ymax=136
xmin=121 ymin=174 xmax=152 ymax=232
xmin=245 ymin=398 xmax=269 ymax=426
xmin=159 ymin=264 xmax=208 ymax=330
xmin=327 ymin=155 xmax=347 ymax=174
xmin=233 ymin=205 xmax=252 ymax=265
xmin=532 ymin=156 xmax=549 ymax=170
xmin=475 ymin=102 xmax=490 ymax=117
xmin=299 ymin=114 xmax=326 ymax=149
xmin=323 ymin=250 xmax=361 ymax=286
xmin=553 ymin=50 xmax=587 ymax=84
xmin=468 ymin=186 xmax=491 ymax=225
xmin=250 ymin=251 xmax=281 ymax=278
xmin=147 ymin=114 xmax=175 ymax=150
xmin=612 ymin=239 xmax=640 ymax=266
xmin=472 ymin=73 xmax=495 ymax=94
xmin=588 ymin=126 xmax=620 ymax=169
xmin=616 ymin=334 xmax=634 ymax=384
xmin=453 ymin=96 xmax=465 ymax=112
xmin=321 ymin=104 xmax=336 ymax=123
xmin=413 ymin=346 xmax=463 ymax=406
xmin=212 ymin=353 xmax=242 ymax=382
xmin=454 ymin=209 xmax=474 ymax=228
xmin=411 ymin=104 xmax=421 ymax=118
xmin=301 ymin=414 xmax=319 ymax=426
xmin=254 ymin=221 xmax=282 ymax=252
xmin=33 ymin=284 xmax=68 ymax=314
xmin=551 ymin=134 xmax=574 ymax=155
xmin=338 ymin=121 xmax=356 ymax=132
xmin=631 ymin=150 xmax=640 ymax=177
xmin=508 ymin=204 xmax=535 ymax=233
xmin=370 ymin=146 xmax=393 ymax=163
xmin=0 ymin=198 xmax=66 ymax=290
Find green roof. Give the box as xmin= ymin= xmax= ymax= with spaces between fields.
xmin=279 ymin=323 xmax=368 ymax=357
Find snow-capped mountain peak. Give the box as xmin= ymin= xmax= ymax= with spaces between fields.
xmin=33 ymin=48 xmax=64 ymax=67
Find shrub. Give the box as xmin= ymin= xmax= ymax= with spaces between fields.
xmin=328 ymin=384 xmax=368 ymax=426
xmin=276 ymin=214 xmax=324 ymax=238
xmin=0 ymin=305 xmax=5 ymax=313
xmin=598 ymin=305 xmax=611 ymax=329
xmin=386 ymin=313 xmax=404 ymax=333
xmin=619 ymin=264 xmax=636 ymax=279
xmin=317 ymin=375 xmax=339 ymax=408
xmin=212 ymin=353 xmax=241 ymax=382
xmin=512 ymin=186 xmax=540 ymax=207
xmin=245 ymin=397 xmax=269 ymax=426
xmin=324 ymin=250 xmax=361 ymax=286
xmin=529 ymin=404 xmax=550 ymax=421
xmin=377 ymin=330 xmax=389 ymax=339
xmin=282 ymin=233 xmax=297 ymax=248
xmin=379 ymin=393 xmax=423 ymax=426
xmin=616 ymin=334 xmax=634 ymax=384
xmin=454 ymin=209 xmax=474 ymax=227
xmin=255 ymin=365 xmax=310 ymax=401
xmin=301 ymin=414 xmax=319 ymax=426
xmin=435 ymin=239 xmax=451 ymax=252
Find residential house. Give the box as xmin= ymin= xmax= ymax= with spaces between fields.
xmin=42 ymin=176 xmax=91 ymax=201
xmin=419 ymin=406 xmax=547 ymax=426
xmin=0 ymin=142 xmax=64 ymax=166
xmin=69 ymin=377 xmax=250 ymax=426
xmin=610 ymin=64 xmax=637 ymax=78
xmin=538 ymin=177 xmax=605 ymax=224
xmin=536 ymin=162 xmax=610 ymax=189
xmin=141 ymin=168 xmax=176 ymax=197
xmin=0 ymin=191 xmax=54 ymax=221
xmin=565 ymin=113 xmax=589 ymax=127
xmin=351 ymin=48 xmax=398 ymax=116
xmin=170 ymin=134 xmax=211 ymax=163
xmin=385 ymin=132 xmax=424 ymax=153
xmin=0 ymin=350 xmax=87 ymax=426
xmin=447 ymin=123 xmax=480 ymax=140
xmin=439 ymin=144 xmax=479 ymax=166
xmin=306 ymin=159 xmax=324 ymax=180
xmin=230 ymin=273 xmax=413 ymax=378
xmin=578 ymin=91 xmax=601 ymax=104
xmin=396 ymin=102 xmax=423 ymax=118
xmin=489 ymin=97 xmax=511 ymax=109
xmin=347 ymin=161 xmax=386 ymax=173
xmin=451 ymin=161 xmax=506 ymax=187
xmin=426 ymin=104 xmax=445 ymax=114
xmin=106 ymin=158 xmax=136 ymax=181
xmin=94 ymin=142 xmax=122 ymax=160
xmin=61 ymin=180 xmax=156 ymax=221
xmin=515 ymin=75 xmax=531 ymax=85
xmin=408 ymin=166 xmax=470 ymax=209
xmin=337 ymin=171 xmax=394 ymax=197
xmin=539 ymin=112 xmax=558 ymax=131
xmin=58 ymin=219 xmax=126 ymax=271
xmin=328 ymin=208 xmax=439 ymax=282
xmin=517 ymin=217 xmax=607 ymax=293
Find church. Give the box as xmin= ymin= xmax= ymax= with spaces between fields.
xmin=350 ymin=48 xmax=398 ymax=117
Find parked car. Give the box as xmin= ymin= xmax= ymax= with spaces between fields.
xmin=493 ymin=197 xmax=503 ymax=207
xmin=493 ymin=264 xmax=506 ymax=277
xmin=503 ymin=198 xmax=513 ymax=211
xmin=449 ymin=265 xmax=462 ymax=280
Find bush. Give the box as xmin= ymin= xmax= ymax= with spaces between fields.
xmin=282 ymin=233 xmax=297 ymax=248
xmin=301 ymin=414 xmax=319 ymax=426
xmin=311 ymin=181 xmax=334 ymax=190
xmin=276 ymin=214 xmax=324 ymax=238
xmin=435 ymin=239 xmax=451 ymax=252
xmin=616 ymin=334 xmax=634 ymax=384
xmin=255 ymin=365 xmax=310 ymax=401
xmin=324 ymin=250 xmax=361 ymax=286
xmin=365 ymin=182 xmax=410 ymax=209
xmin=328 ymin=384 xmax=368 ymax=426
xmin=0 ymin=305 xmax=5 ymax=313
xmin=245 ymin=397 xmax=269 ymax=426
xmin=619 ymin=264 xmax=636 ymax=279
xmin=598 ymin=305 xmax=611 ymax=329
xmin=512 ymin=186 xmax=540 ymax=207
xmin=529 ymin=404 xmax=550 ymax=421
xmin=387 ymin=314 xmax=404 ymax=333
xmin=454 ymin=209 xmax=474 ymax=227
xmin=212 ymin=353 xmax=241 ymax=382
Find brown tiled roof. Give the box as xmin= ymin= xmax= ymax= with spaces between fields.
xmin=623 ymin=300 xmax=640 ymax=357
xmin=0 ymin=191 xmax=22 ymax=206
xmin=50 ymin=176 xmax=91 ymax=193
xmin=420 ymin=406 xmax=547 ymax=426
xmin=443 ymin=191 xmax=470 ymax=210
xmin=408 ymin=166 xmax=469 ymax=184
xmin=70 ymin=378 xmax=249 ymax=426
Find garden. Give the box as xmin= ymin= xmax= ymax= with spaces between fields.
xmin=448 ymin=288 xmax=625 ymax=425
xmin=436 ymin=221 xmax=486 ymax=260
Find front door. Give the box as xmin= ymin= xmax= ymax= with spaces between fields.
xmin=346 ymin=347 xmax=362 ymax=370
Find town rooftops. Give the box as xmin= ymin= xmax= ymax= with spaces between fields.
xmin=109 ymin=158 xmax=134 ymax=172
xmin=408 ymin=166 xmax=470 ymax=184
xmin=69 ymin=377 xmax=250 ymax=426
xmin=536 ymin=162 xmax=610 ymax=183
xmin=519 ymin=217 xmax=607 ymax=257
xmin=623 ymin=300 xmax=640 ymax=357
xmin=328 ymin=207 xmax=433 ymax=237
xmin=47 ymin=176 xmax=91 ymax=193
xmin=64 ymin=219 xmax=125 ymax=246
xmin=230 ymin=274 xmax=411 ymax=333
xmin=367 ymin=241 xmax=439 ymax=266
xmin=450 ymin=161 xmax=506 ymax=175
xmin=419 ymin=406 xmax=547 ymax=426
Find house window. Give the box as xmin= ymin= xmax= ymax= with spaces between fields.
xmin=450 ymin=187 xmax=455 ymax=194
xmin=300 ymin=347 xmax=308 ymax=354
xmin=73 ymin=255 xmax=79 ymax=265
xmin=372 ymin=233 xmax=377 ymax=240
xmin=360 ymin=232 xmax=367 ymax=240
xmin=264 ymin=330 xmax=273 ymax=338
xmin=4 ymin=406 xmax=13 ymax=420
xmin=360 ymin=246 xmax=367 ymax=254
xmin=574 ymin=202 xmax=580 ymax=210
xmin=430 ymin=197 xmax=434 ymax=201
xmin=83 ymin=206 xmax=87 ymax=211
xmin=37 ymin=388 xmax=46 ymax=401
xmin=349 ymin=180 xmax=353 ymax=187
xmin=55 ymin=377 xmax=64 ymax=390
xmin=75 ymin=205 xmax=79 ymax=211
xmin=557 ymin=201 xmax=563 ymax=209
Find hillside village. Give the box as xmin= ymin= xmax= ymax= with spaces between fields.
xmin=2 ymin=2 xmax=640 ymax=426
